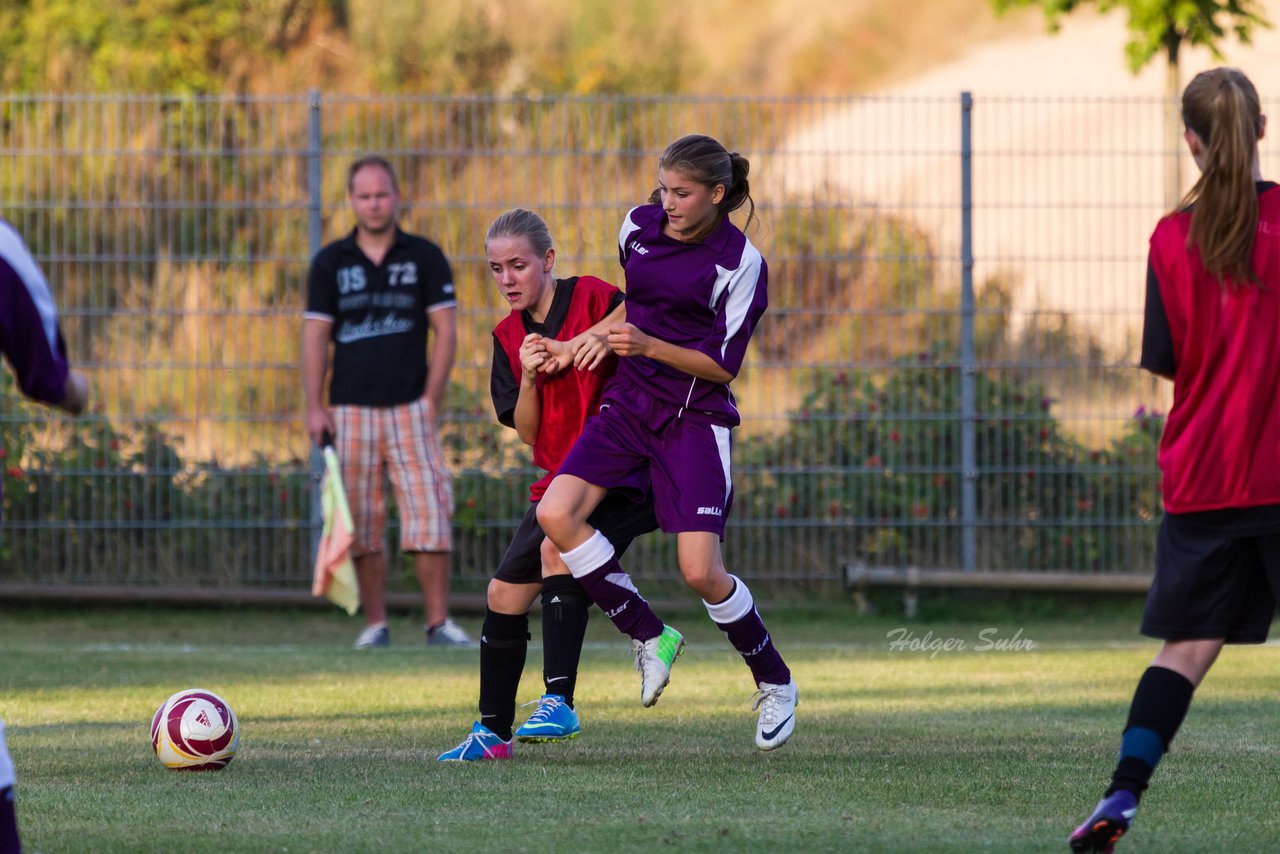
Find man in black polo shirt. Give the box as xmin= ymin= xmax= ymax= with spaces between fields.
xmin=303 ymin=155 xmax=473 ymax=649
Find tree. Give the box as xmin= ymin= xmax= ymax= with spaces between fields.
xmin=991 ymin=0 xmax=1271 ymax=204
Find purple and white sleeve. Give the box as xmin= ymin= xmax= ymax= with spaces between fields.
xmin=0 ymin=221 xmax=71 ymax=405
xmin=702 ymin=243 xmax=768 ymax=378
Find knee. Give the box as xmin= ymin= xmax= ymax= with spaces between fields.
xmin=535 ymin=499 xmax=572 ymax=541
xmin=679 ymin=562 xmax=719 ymax=599
xmin=487 ymin=578 xmax=535 ymax=614
xmin=540 ymin=538 xmax=569 ymax=577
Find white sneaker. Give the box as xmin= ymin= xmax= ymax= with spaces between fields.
xmin=426 ymin=617 xmax=475 ymax=647
xmin=631 ymin=625 xmax=684 ymax=707
xmin=752 ymin=679 xmax=798 ymax=750
xmin=353 ymin=624 xmax=389 ymax=649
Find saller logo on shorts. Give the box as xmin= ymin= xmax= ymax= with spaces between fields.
xmin=696 ymin=506 xmax=723 ymax=516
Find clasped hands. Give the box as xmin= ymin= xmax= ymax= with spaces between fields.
xmin=518 ymin=323 xmax=650 ymax=380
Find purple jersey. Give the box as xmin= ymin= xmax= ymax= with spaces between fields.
xmin=614 ymin=204 xmax=767 ymax=427
xmin=0 ymin=219 xmax=70 ymax=407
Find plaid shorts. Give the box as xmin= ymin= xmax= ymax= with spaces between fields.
xmin=332 ymin=398 xmax=453 ymax=555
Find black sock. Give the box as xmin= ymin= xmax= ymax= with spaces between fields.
xmin=1107 ymin=666 xmax=1195 ymax=800
xmin=540 ymin=575 xmax=591 ymax=708
xmin=477 ymin=609 xmax=529 ymax=742
xmin=0 ymin=786 xmax=20 ymax=854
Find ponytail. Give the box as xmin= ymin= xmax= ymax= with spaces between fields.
xmin=1178 ymin=68 xmax=1263 ymax=286
xmin=723 ymin=152 xmax=756 ymax=230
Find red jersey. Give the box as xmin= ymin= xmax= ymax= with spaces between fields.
xmin=1146 ymin=182 xmax=1280 ymax=512
xmin=490 ymin=276 xmax=624 ymax=500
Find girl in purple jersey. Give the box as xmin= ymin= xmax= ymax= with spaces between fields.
xmin=0 ymin=217 xmax=92 ymax=854
xmin=537 ymin=134 xmax=797 ymax=751
xmin=1070 ymin=68 xmax=1280 ymax=852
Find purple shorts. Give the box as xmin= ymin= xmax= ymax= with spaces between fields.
xmin=557 ymin=396 xmax=734 ymax=537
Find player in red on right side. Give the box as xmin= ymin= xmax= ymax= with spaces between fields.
xmin=1069 ymin=67 xmax=1280 ymax=852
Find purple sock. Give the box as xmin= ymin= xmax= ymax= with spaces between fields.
xmin=560 ymin=531 xmax=663 ymax=642
xmin=705 ymin=575 xmax=791 ymax=686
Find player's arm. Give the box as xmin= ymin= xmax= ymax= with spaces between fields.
xmin=568 ymin=300 xmax=626 ymax=371
xmin=302 ymin=317 xmax=335 ymax=446
xmin=606 ymin=324 xmax=734 ymax=383
xmin=424 ymin=305 xmax=457 ymax=423
xmin=513 ymin=334 xmax=547 ymax=446
xmin=1139 ymin=258 xmax=1176 ymax=381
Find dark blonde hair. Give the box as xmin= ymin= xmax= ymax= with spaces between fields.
xmin=1178 ymin=67 xmax=1264 ymax=286
xmin=647 ymin=134 xmax=756 ymax=241
xmin=347 ymin=155 xmax=399 ymax=193
xmin=485 ymin=208 xmax=554 ymax=256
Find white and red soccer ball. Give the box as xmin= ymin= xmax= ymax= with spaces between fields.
xmin=150 ymin=689 xmax=240 ymax=770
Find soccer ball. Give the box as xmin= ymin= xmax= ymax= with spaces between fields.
xmin=150 ymin=689 xmax=240 ymax=770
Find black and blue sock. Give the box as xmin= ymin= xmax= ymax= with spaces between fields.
xmin=1107 ymin=666 xmax=1195 ymax=800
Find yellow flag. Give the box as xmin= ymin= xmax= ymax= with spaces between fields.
xmin=312 ymin=446 xmax=360 ymax=616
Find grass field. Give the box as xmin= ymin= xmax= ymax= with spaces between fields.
xmin=2 ymin=598 xmax=1279 ymax=853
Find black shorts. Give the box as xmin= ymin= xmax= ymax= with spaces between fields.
xmin=492 ymin=491 xmax=660 ymax=585
xmin=1141 ymin=512 xmax=1280 ymax=643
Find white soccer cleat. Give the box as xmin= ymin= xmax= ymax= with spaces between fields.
xmin=752 ymin=679 xmax=798 ymax=750
xmin=632 ymin=625 xmax=684 ymax=707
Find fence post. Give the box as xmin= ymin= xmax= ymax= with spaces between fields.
xmin=960 ymin=91 xmax=977 ymax=573
xmin=307 ymin=89 xmax=325 ymax=562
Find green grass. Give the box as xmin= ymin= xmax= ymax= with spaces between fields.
xmin=2 ymin=601 xmax=1279 ymax=852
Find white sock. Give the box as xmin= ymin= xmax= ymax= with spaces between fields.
xmin=703 ymin=574 xmax=754 ymax=624
xmin=558 ymin=530 xmax=615 ymax=579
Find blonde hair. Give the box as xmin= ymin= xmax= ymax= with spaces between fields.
xmin=485 ymin=208 xmax=554 ymax=256
xmin=1177 ymin=67 xmax=1264 ymax=286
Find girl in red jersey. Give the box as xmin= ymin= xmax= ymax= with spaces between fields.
xmin=1070 ymin=68 xmax=1280 ymax=852
xmin=438 ymin=209 xmax=669 ymax=761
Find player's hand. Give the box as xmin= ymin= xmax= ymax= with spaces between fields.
xmin=606 ymin=323 xmax=651 ymax=358
xmin=537 ymin=337 xmax=574 ymax=375
xmin=519 ymin=333 xmax=551 ymax=380
xmin=307 ymin=406 xmax=336 ymax=448
xmin=57 ymin=370 xmax=90 ymax=416
xmin=569 ymin=332 xmax=611 ymax=371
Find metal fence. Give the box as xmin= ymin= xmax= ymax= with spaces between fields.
xmin=3 ymin=91 xmax=1255 ymax=597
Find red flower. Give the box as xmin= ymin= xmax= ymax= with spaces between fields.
xmin=889 ymin=430 xmax=901 ymax=443
xmin=0 ymin=448 xmax=7 ymax=460
xmin=866 ymin=455 xmax=883 ymax=468
xmin=775 ymin=505 xmax=788 ymax=518
xmin=5 ymin=466 xmax=22 ymax=480
xmin=465 ymin=497 xmax=477 ymax=509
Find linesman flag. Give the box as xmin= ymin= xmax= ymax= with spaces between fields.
xmin=312 ymin=441 xmax=360 ymax=616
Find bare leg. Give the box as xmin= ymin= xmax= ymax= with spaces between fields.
xmin=1150 ymin=637 xmax=1224 ymax=687
xmin=355 ymin=552 xmax=387 ymax=626
xmin=414 ymin=550 xmax=451 ymax=628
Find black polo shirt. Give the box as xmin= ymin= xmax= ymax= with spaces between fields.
xmin=306 ymin=227 xmax=455 ymax=407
